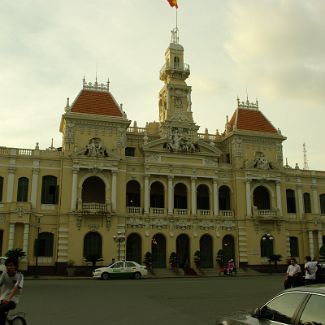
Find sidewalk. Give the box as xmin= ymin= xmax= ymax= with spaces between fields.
xmin=25 ymin=267 xmax=277 ymax=280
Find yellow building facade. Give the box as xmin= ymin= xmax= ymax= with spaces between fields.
xmin=0 ymin=31 xmax=325 ymax=274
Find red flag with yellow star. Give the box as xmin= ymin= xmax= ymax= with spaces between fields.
xmin=167 ymin=0 xmax=178 ymax=9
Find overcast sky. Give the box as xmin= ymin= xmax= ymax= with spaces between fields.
xmin=1 ymin=0 xmax=324 ymax=170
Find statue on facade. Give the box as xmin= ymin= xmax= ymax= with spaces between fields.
xmin=77 ymin=137 xmax=108 ymax=157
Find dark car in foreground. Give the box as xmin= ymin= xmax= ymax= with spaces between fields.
xmin=216 ymin=284 xmax=325 ymax=325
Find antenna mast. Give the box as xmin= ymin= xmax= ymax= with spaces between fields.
xmin=303 ymin=143 xmax=309 ymax=170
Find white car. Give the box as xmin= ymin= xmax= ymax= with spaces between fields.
xmin=0 ymin=257 xmax=7 ymax=274
xmin=93 ymin=260 xmax=148 ymax=280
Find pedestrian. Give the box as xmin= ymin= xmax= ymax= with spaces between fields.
xmin=0 ymin=257 xmax=24 ymax=324
xmin=225 ymin=259 xmax=235 ymax=275
xmin=304 ymin=256 xmax=318 ymax=285
xmin=285 ymin=258 xmax=301 ymax=288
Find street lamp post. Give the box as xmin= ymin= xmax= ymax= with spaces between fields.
xmin=113 ymin=232 xmax=125 ymax=261
xmin=35 ymin=215 xmax=41 ymax=277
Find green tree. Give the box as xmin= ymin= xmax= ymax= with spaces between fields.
xmin=85 ymin=254 xmax=103 ymax=267
xmin=143 ymin=251 xmax=153 ymax=270
xmin=268 ymin=254 xmax=282 ymax=270
xmin=169 ymin=252 xmax=177 ymax=268
xmin=319 ymin=245 xmax=325 ymax=262
xmin=194 ymin=250 xmax=201 ymax=267
xmin=5 ymin=248 xmax=26 ymax=260
xmin=216 ymin=249 xmax=227 ymax=268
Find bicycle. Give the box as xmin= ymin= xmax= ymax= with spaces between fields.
xmin=5 ymin=311 xmax=27 ymax=325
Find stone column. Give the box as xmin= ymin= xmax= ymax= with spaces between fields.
xmin=168 ymin=176 xmax=173 ymax=215
xmin=312 ymin=182 xmax=319 ymax=214
xmin=276 ymin=180 xmax=283 ymax=216
xmin=297 ymin=183 xmax=303 ymax=219
xmin=70 ymin=167 xmax=79 ymax=211
xmin=308 ymin=230 xmax=314 ymax=258
xmin=23 ymin=224 xmax=30 ymax=260
xmin=213 ymin=179 xmax=219 ymax=216
xmin=111 ymin=171 xmax=117 ymax=212
xmin=318 ymin=230 xmax=323 ymax=251
xmin=8 ymin=223 xmax=15 ymax=250
xmin=144 ymin=175 xmax=150 ymax=214
xmin=6 ymin=166 xmax=16 ymax=203
xmin=191 ymin=177 xmax=196 ymax=216
xmin=245 ymin=180 xmax=252 ymax=217
xmin=31 ymin=161 xmax=40 ymax=208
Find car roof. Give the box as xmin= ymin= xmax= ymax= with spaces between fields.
xmin=285 ymin=284 xmax=325 ymax=295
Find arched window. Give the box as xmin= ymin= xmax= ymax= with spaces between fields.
xmin=303 ymin=193 xmax=311 ymax=213
xmin=41 ymin=175 xmax=58 ymax=204
xmin=253 ymin=186 xmax=270 ymax=209
xmin=260 ymin=234 xmax=274 ymax=257
xmin=83 ymin=232 xmax=102 ymax=259
xmin=126 ymin=180 xmax=141 ymax=207
xmin=219 ymin=186 xmax=231 ymax=210
xmin=289 ymin=236 xmax=299 ymax=257
xmin=82 ymin=176 xmax=105 ymax=203
xmin=0 ymin=176 xmax=3 ymax=202
xmin=174 ymin=183 xmax=187 ymax=209
xmin=286 ymin=189 xmax=296 ymax=213
xmin=17 ymin=177 xmax=29 ymax=202
xmin=150 ymin=181 xmax=164 ymax=208
xmin=35 ymin=232 xmax=54 ymax=257
xmin=197 ymin=184 xmax=210 ymax=210
xmin=320 ymin=194 xmax=325 ymax=215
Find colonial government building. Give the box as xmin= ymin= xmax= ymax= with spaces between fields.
xmin=1 ymin=30 xmax=325 ymax=274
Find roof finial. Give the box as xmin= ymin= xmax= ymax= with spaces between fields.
xmin=95 ymin=64 xmax=98 ymax=87
xmin=65 ymin=97 xmax=71 ymax=112
xmin=107 ymin=77 xmax=110 ymax=91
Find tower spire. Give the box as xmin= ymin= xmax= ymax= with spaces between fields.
xmin=303 ymin=142 xmax=309 ymax=170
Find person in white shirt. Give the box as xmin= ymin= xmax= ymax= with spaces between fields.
xmin=286 ymin=258 xmax=301 ymax=288
xmin=0 ymin=257 xmax=24 ymax=324
xmin=304 ymin=256 xmax=318 ymax=285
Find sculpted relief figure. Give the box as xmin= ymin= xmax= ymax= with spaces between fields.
xmin=77 ymin=137 xmax=108 ymax=157
xmin=164 ymin=129 xmax=199 ymax=153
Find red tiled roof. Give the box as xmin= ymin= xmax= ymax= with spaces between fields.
xmin=229 ymin=108 xmax=277 ymax=134
xmin=71 ymin=89 xmax=123 ymax=117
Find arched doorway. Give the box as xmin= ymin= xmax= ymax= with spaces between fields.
xmin=200 ymin=234 xmax=213 ymax=268
xmin=83 ymin=232 xmax=102 ymax=258
xmin=219 ymin=186 xmax=231 ymax=210
xmin=260 ymin=234 xmax=274 ymax=258
xmin=152 ymin=234 xmax=166 ymax=268
xmin=253 ymin=186 xmax=270 ymax=209
xmin=176 ymin=234 xmax=190 ymax=268
xmin=126 ymin=233 xmax=142 ymax=264
xmin=174 ymin=183 xmax=187 ymax=209
xmin=150 ymin=181 xmax=165 ymax=208
xmin=197 ymin=184 xmax=210 ymax=210
xmin=222 ymin=234 xmax=235 ymax=261
xmin=82 ymin=176 xmax=105 ymax=203
xmin=126 ymin=180 xmax=141 ymax=207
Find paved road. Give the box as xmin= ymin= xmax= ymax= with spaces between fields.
xmin=17 ymin=275 xmax=284 ymax=325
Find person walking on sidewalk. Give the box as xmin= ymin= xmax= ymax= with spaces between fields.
xmin=304 ymin=256 xmax=318 ymax=285
xmin=0 ymin=257 xmax=24 ymax=324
